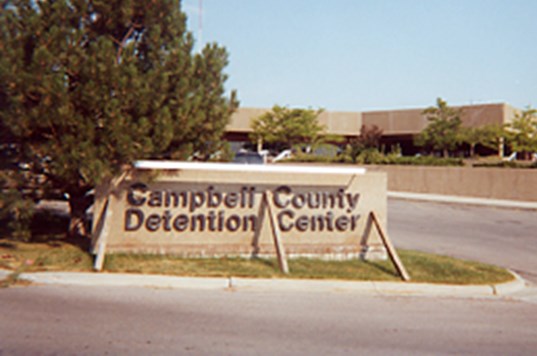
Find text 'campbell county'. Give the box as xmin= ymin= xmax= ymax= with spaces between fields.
xmin=124 ymin=183 xmax=362 ymax=233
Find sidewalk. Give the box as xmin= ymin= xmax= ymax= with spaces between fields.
xmin=0 ymin=268 xmax=527 ymax=298
xmin=388 ymin=191 xmax=537 ymax=210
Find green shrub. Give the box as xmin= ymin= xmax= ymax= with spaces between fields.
xmin=285 ymin=153 xmax=334 ymax=163
xmin=0 ymin=189 xmax=35 ymax=241
xmin=351 ymin=150 xmax=464 ymax=166
xmin=355 ymin=149 xmax=388 ymax=164
xmin=282 ymin=149 xmax=464 ymax=167
xmin=472 ymin=160 xmax=537 ymax=169
xmin=387 ymin=155 xmax=464 ymax=166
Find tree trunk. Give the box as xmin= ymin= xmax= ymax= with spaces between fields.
xmin=469 ymin=144 xmax=475 ymax=158
xmin=68 ymin=190 xmax=93 ymax=238
xmin=498 ymin=137 xmax=504 ymax=159
xmin=443 ymin=148 xmax=449 ymax=158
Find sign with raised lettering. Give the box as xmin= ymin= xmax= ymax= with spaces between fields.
xmin=91 ymin=161 xmax=387 ymax=259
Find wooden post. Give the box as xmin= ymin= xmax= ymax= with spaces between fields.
xmin=93 ymin=234 xmax=108 ymax=271
xmin=257 ymin=137 xmax=263 ymax=153
xmin=264 ymin=191 xmax=290 ymax=274
xmin=91 ymin=196 xmax=114 ymax=272
xmin=91 ymin=171 xmax=129 ymax=271
xmin=369 ymin=211 xmax=411 ymax=281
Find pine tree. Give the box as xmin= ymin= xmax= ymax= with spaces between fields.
xmin=0 ymin=0 xmax=238 ymax=237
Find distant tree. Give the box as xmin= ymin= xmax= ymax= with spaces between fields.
xmin=415 ymin=98 xmax=462 ymax=157
xmin=506 ymin=107 xmax=537 ymax=160
xmin=458 ymin=127 xmax=482 ymax=157
xmin=347 ymin=124 xmax=384 ymax=163
xmin=250 ymin=105 xmax=325 ymax=151
xmin=0 ymin=0 xmax=238 ymax=237
xmin=458 ymin=124 xmax=510 ymax=158
xmin=358 ymin=124 xmax=383 ymax=150
xmin=477 ymin=124 xmax=509 ymax=158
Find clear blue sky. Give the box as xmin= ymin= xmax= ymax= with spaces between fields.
xmin=183 ymin=0 xmax=536 ymax=111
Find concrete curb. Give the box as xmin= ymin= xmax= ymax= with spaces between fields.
xmin=1 ymin=269 xmax=525 ymax=298
xmin=490 ymin=270 xmax=528 ymax=295
xmin=388 ymin=191 xmax=537 ymax=210
xmin=230 ymin=270 xmax=526 ymax=297
xmin=17 ymin=272 xmax=228 ymax=290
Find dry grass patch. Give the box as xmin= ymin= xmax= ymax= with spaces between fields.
xmin=0 ymin=239 xmax=514 ymax=285
xmin=0 ymin=239 xmax=93 ymax=273
xmin=103 ymin=250 xmax=513 ymax=285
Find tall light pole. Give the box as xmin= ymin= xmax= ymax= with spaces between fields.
xmin=198 ymin=0 xmax=203 ymax=53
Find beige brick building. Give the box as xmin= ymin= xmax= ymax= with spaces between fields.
xmin=226 ymin=103 xmax=517 ymax=155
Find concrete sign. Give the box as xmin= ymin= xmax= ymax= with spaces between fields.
xmin=91 ymin=161 xmax=387 ymax=260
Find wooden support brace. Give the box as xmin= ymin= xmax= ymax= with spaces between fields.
xmin=369 ymin=211 xmax=411 ymax=282
xmin=91 ymin=171 xmax=129 ymax=272
xmin=264 ymin=191 xmax=290 ymax=274
xmin=92 ymin=198 xmax=111 ymax=272
xmin=93 ymin=235 xmax=107 ymax=272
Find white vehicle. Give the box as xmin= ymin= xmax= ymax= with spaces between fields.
xmin=273 ymin=149 xmax=292 ymax=162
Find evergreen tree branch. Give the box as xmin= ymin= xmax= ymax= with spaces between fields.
xmin=116 ymin=22 xmax=141 ymax=65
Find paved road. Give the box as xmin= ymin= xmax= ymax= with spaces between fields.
xmin=1 ymin=285 xmax=537 ymax=355
xmin=388 ymin=198 xmax=537 ymax=284
xmin=1 ymin=198 xmax=536 ymax=355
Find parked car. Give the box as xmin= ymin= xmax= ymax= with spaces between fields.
xmin=233 ymin=151 xmax=265 ymax=164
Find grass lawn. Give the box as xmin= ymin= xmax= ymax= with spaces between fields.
xmin=0 ymin=238 xmax=513 ymax=285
